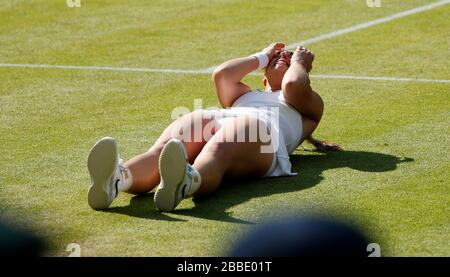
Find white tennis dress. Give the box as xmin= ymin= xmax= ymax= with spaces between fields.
xmin=211 ymin=89 xmax=303 ymax=177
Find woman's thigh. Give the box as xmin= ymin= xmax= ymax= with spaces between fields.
xmin=197 ymin=115 xmax=274 ymax=179
xmin=153 ymin=110 xmax=219 ymax=163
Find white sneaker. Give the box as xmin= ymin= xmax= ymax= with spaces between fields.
xmin=154 ymin=139 xmax=193 ymax=212
xmin=87 ymin=137 xmax=123 ymax=210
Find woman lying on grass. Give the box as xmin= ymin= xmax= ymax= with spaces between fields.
xmin=87 ymin=42 xmax=341 ymax=212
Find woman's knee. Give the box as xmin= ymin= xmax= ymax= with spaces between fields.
xmin=168 ymin=110 xmax=216 ymax=143
xmin=198 ymin=140 xmax=230 ymax=163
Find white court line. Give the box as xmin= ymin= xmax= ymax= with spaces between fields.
xmin=204 ymin=0 xmax=450 ymax=72
xmin=0 ymin=63 xmax=210 ymax=74
xmin=285 ymin=0 xmax=450 ymax=49
xmin=1 ymin=63 xmax=449 ymax=84
xmin=310 ymin=74 xmax=450 ymax=84
xmin=1 ymin=0 xmax=449 ymax=84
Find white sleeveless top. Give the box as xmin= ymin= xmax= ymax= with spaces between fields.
xmin=231 ymin=89 xmax=303 ymax=154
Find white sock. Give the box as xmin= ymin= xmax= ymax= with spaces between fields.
xmin=118 ymin=160 xmax=133 ymax=192
xmin=187 ymin=165 xmax=201 ymax=196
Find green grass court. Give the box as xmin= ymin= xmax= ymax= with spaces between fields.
xmin=0 ymin=0 xmax=448 ymax=256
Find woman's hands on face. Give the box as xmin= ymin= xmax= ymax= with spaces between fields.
xmin=291 ymin=46 xmax=314 ymax=72
xmin=261 ymin=42 xmax=286 ymax=61
xmin=261 ymin=43 xmax=315 ymax=72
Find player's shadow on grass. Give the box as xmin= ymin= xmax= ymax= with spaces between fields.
xmin=104 ymin=193 xmax=187 ymax=222
xmin=172 ymin=150 xmax=413 ymax=223
xmin=106 ymin=150 xmax=413 ymax=223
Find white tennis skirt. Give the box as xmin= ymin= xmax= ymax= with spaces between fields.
xmin=207 ymin=107 xmax=298 ymax=177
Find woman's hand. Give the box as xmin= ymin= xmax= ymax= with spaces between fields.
xmin=306 ymin=137 xmax=343 ymax=152
xmin=261 ymin=42 xmax=286 ymax=61
xmin=291 ymin=46 xmax=315 ymax=72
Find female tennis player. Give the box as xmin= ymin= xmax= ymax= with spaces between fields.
xmin=87 ymin=42 xmax=341 ymax=212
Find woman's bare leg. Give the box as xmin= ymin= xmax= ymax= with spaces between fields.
xmin=125 ymin=110 xmax=217 ymax=194
xmin=192 ymin=116 xmax=274 ymax=197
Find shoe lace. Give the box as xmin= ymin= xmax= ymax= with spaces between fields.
xmin=118 ymin=158 xmax=127 ymax=173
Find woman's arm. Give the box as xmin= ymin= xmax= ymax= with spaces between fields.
xmin=281 ymin=46 xmax=324 ymax=124
xmin=211 ymin=57 xmax=257 ymax=108
xmin=212 ymin=42 xmax=285 ymax=108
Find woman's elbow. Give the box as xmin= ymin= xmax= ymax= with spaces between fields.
xmin=212 ymin=68 xmax=229 ymax=88
xmin=212 ymin=67 xmax=220 ymax=82
xmin=212 ymin=65 xmax=232 ymax=81
xmin=282 ymin=75 xmax=310 ymax=94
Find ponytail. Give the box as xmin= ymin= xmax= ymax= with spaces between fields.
xmin=306 ymin=136 xmax=343 ymax=152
